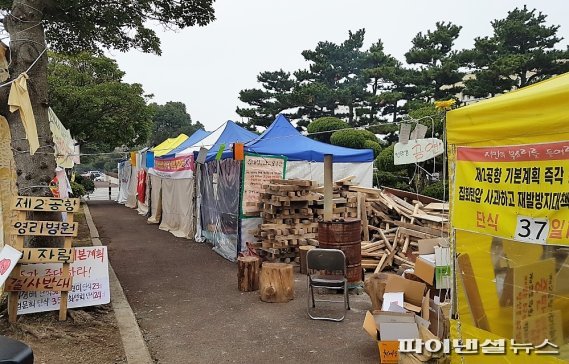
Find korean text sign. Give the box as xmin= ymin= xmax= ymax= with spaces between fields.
xmin=16 ymin=246 xmax=110 ymax=314
xmin=453 ymin=141 xmax=569 ymax=245
xmin=241 ymin=154 xmax=286 ymax=216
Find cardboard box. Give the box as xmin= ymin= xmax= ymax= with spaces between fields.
xmin=417 ymin=237 xmax=447 ymax=254
xmin=414 ymin=254 xmax=436 ymax=285
xmin=363 ymin=311 xmax=421 ymax=363
xmin=385 ymin=274 xmax=427 ymax=313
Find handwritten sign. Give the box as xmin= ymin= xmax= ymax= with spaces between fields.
xmin=12 ymin=196 xmax=79 ymax=212
xmin=513 ymin=258 xmax=555 ymax=341
xmin=20 ymin=248 xmax=74 ymax=263
xmin=241 ymin=154 xmax=286 ymax=216
xmin=378 ymin=341 xmax=399 ymax=363
xmin=520 ymin=310 xmax=563 ymax=346
xmin=17 ymin=246 xmax=110 ymax=315
xmin=394 ymin=138 xmax=444 ymax=165
xmin=0 ymin=245 xmax=22 ymax=287
xmin=12 ymin=221 xmax=78 ymax=236
xmin=5 ymin=275 xmax=72 ymax=292
xmin=453 ymin=141 xmax=569 ymax=244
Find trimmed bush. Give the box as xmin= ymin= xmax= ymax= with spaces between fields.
xmin=306 ymin=117 xmax=349 ymax=142
xmin=421 ymin=180 xmax=449 ymax=201
xmin=363 ymin=140 xmax=382 ymax=158
xmin=74 ymin=175 xmax=95 ymax=194
xmin=70 ymin=181 xmax=87 ymax=198
xmin=330 ymin=129 xmax=378 ymax=149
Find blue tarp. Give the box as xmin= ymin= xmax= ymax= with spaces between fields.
xmin=160 ymin=129 xmax=211 ymax=158
xmin=204 ymin=121 xmax=258 ymax=162
xmin=225 ymin=115 xmax=374 ymax=162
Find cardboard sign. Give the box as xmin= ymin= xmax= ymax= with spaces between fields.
xmin=20 ymin=248 xmax=74 ymax=263
xmin=241 ymin=154 xmax=286 ymax=216
xmin=394 ymin=138 xmax=444 ymax=165
xmin=513 ymin=258 xmax=555 ymax=341
xmin=453 ymin=141 xmax=569 ymax=245
xmin=12 ymin=221 xmax=78 ymax=237
xmin=0 ymin=245 xmax=22 ymax=287
xmin=17 ymin=246 xmax=110 ymax=314
xmin=12 ymin=196 xmax=79 ymax=212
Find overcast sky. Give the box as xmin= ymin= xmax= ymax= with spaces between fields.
xmin=112 ymin=0 xmax=569 ymax=131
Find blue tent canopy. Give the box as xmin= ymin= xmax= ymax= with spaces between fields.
xmin=204 ymin=121 xmax=258 ymax=162
xmin=160 ymin=129 xmax=211 ymax=158
xmin=230 ymin=115 xmax=373 ymax=162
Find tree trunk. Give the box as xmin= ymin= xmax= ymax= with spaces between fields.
xmin=259 ymin=263 xmax=294 ymax=303
xmin=1 ymin=1 xmax=59 ymax=249
xmin=237 ymin=256 xmax=260 ymax=292
xmin=1 ymin=0 xmax=55 ymax=196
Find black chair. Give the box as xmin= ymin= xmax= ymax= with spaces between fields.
xmin=0 ymin=335 xmax=33 ymax=364
xmin=306 ymin=248 xmax=350 ymax=321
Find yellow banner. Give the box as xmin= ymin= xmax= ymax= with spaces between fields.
xmin=453 ymin=141 xmax=569 ymax=245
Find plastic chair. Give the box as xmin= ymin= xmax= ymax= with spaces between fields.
xmin=306 ymin=248 xmax=350 ymax=321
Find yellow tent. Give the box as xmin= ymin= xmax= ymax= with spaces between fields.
xmin=151 ymin=134 xmax=188 ymax=157
xmin=447 ymin=72 xmax=569 ymax=363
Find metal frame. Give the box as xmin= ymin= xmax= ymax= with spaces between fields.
xmin=306 ymin=248 xmax=350 ymax=322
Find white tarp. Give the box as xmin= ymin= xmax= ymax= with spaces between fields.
xmin=159 ymin=178 xmax=195 ymax=239
xmin=286 ymin=161 xmax=373 ymax=187
xmin=125 ymin=158 xmax=138 ymax=208
xmin=147 ymin=174 xmax=162 ymax=224
xmin=117 ymin=161 xmax=131 ymax=204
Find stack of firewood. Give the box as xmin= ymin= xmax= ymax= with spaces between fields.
xmin=354 ymin=185 xmax=449 ymax=273
xmin=253 ymin=179 xmax=320 ymax=262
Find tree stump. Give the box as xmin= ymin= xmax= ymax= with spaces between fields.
xmin=237 ymin=256 xmax=260 ymax=292
xmin=299 ymin=246 xmax=315 ymax=275
xmin=259 ymin=263 xmax=294 ymax=303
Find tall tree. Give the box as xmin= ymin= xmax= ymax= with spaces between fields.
xmin=294 ymin=29 xmax=368 ymax=125
xmin=48 ymin=52 xmax=153 ymax=152
xmin=150 ymin=101 xmax=202 ymax=145
xmin=461 ymin=6 xmax=569 ymax=97
xmin=236 ymin=70 xmax=296 ymax=129
xmin=405 ymin=22 xmax=464 ymax=101
xmin=0 ymin=0 xmax=215 ymax=194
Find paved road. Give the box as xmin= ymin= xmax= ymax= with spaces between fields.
xmin=88 ymin=201 xmax=377 ymax=364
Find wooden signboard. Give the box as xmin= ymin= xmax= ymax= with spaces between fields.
xmin=20 ymin=248 xmax=74 ymax=263
xmin=12 ymin=196 xmax=79 ymax=212
xmin=4 ymin=275 xmax=72 ymax=291
xmin=11 ymin=221 xmax=78 ymax=236
xmin=8 ymin=196 xmax=79 ymax=322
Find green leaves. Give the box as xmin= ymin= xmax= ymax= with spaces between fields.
xmin=150 ymin=102 xmax=202 ymax=146
xmin=48 ymin=52 xmax=153 ymax=152
xmin=462 ymin=6 xmax=569 ymax=97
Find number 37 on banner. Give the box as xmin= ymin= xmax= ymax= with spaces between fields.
xmin=514 ymin=216 xmax=550 ymax=244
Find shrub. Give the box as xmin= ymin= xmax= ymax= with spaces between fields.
xmin=363 ymin=140 xmax=382 ymax=158
xmin=330 ymin=129 xmax=378 ymax=149
xmin=306 ymin=117 xmax=349 ymax=142
xmin=74 ymin=175 xmax=95 ymax=194
xmin=375 ymin=145 xmax=406 ymax=173
xmin=70 ymin=181 xmax=87 ymax=198
xmin=421 ymin=180 xmax=449 ymax=201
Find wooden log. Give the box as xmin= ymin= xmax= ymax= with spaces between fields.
xmin=259 ymin=263 xmax=294 ymax=302
xmin=237 ymin=256 xmax=260 ymax=292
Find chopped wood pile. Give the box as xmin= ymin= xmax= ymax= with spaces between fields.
xmin=252 ymin=179 xmax=320 ymax=263
xmin=251 ymin=176 xmax=449 ymax=270
xmin=354 ymin=185 xmax=449 ymax=274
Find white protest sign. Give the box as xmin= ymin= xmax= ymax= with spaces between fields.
xmin=0 ymin=245 xmax=22 ymax=287
xmin=17 ymin=246 xmax=110 ymax=314
xmin=394 ymin=138 xmax=444 ymax=165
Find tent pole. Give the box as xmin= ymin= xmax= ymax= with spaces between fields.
xmin=324 ymin=154 xmax=333 ymax=221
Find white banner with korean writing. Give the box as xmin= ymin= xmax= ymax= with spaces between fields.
xmin=17 ymin=246 xmax=110 ymax=314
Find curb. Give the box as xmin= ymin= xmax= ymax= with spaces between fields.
xmin=83 ymin=202 xmax=154 ymax=364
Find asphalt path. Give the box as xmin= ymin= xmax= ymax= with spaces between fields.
xmin=87 ymin=201 xmax=377 ymax=364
